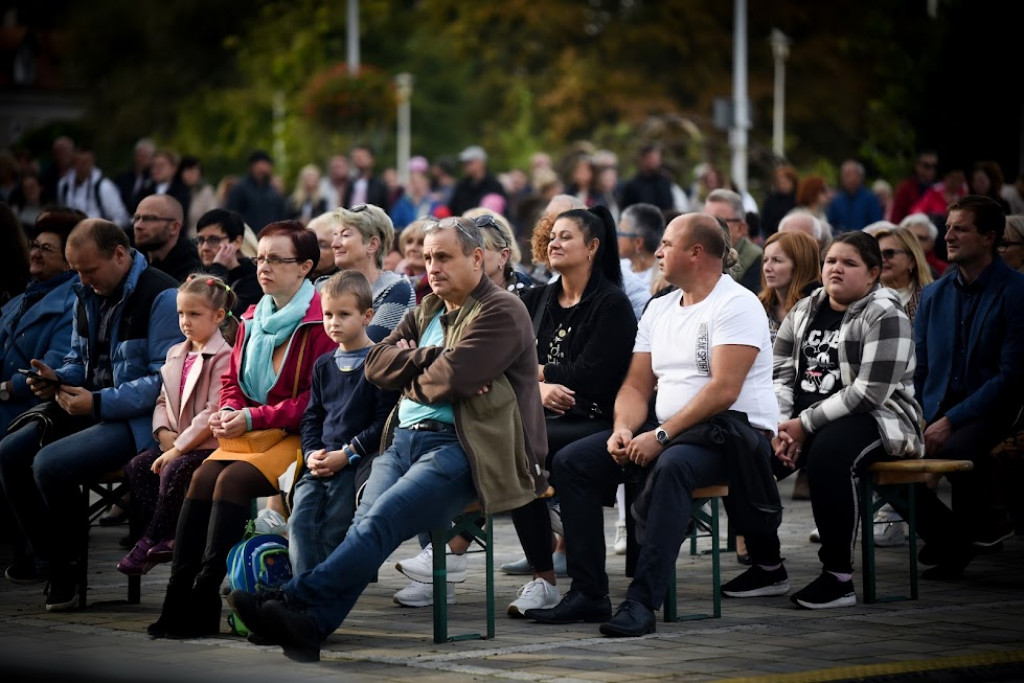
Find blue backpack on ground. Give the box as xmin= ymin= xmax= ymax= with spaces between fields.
xmin=226 ymin=521 xmax=293 ymax=636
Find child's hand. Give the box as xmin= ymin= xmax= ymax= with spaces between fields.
xmin=152 ymin=447 xmax=181 ymax=474
xmin=306 ymin=449 xmax=327 ymax=473
xmin=318 ymin=449 xmax=348 ymax=475
xmin=157 ymin=429 xmax=179 ymax=453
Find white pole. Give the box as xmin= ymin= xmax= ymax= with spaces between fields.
xmin=730 ymin=0 xmax=749 ymax=193
xmin=771 ymin=29 xmax=790 ymax=160
xmin=395 ymin=73 xmax=413 ymax=186
xmin=347 ymin=0 xmax=360 ymax=75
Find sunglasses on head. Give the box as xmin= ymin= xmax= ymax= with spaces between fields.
xmin=424 ymin=217 xmax=484 ymax=247
xmin=471 ymin=215 xmax=510 ymax=249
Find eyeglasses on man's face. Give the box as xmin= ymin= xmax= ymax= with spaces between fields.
xmin=132 ymin=214 xmax=176 ymax=224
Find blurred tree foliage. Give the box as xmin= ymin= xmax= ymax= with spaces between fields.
xmin=54 ymin=0 xmax=949 ymax=188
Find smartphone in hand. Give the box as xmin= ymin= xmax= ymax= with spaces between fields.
xmin=17 ymin=368 xmax=62 ymax=387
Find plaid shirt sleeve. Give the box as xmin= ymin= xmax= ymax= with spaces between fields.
xmin=772 ymin=298 xmax=811 ymax=420
xmin=799 ymin=294 xmax=915 ymax=435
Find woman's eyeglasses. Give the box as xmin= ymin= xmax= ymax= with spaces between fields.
xmin=194 ymin=236 xmax=226 ymax=247
xmin=29 ymin=241 xmax=59 ymax=254
xmin=251 ymin=255 xmax=303 ymax=266
xmin=880 ymin=248 xmax=908 ymax=260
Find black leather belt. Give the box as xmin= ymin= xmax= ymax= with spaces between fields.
xmin=405 ymin=420 xmax=456 ymax=433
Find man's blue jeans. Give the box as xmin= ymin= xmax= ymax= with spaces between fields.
xmin=284 ymin=427 xmax=477 ymax=637
xmin=0 ymin=420 xmax=137 ymax=565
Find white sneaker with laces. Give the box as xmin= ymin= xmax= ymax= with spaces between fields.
xmin=873 ymin=521 xmax=906 ymax=547
xmin=507 ymin=578 xmax=561 ymax=617
xmin=613 ymin=520 xmax=627 ymax=555
xmin=396 ymin=545 xmax=468 ymax=583
xmin=393 ymin=580 xmax=455 ymax=607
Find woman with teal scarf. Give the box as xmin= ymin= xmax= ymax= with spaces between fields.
xmin=151 ymin=221 xmax=335 ymax=638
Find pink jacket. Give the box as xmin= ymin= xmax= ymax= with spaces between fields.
xmin=152 ymin=333 xmax=233 ymax=452
xmin=219 ymin=294 xmax=335 ymax=432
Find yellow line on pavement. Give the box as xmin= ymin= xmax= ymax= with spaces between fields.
xmin=717 ymin=648 xmax=1024 ymax=683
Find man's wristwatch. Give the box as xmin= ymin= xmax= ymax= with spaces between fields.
xmin=0 ymin=382 xmax=10 ymax=402
xmin=654 ymin=426 xmax=671 ymax=447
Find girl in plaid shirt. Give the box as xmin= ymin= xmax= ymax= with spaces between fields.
xmin=773 ymin=231 xmax=923 ymax=609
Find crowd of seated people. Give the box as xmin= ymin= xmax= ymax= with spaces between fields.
xmin=1 ymin=139 xmax=1022 ymax=661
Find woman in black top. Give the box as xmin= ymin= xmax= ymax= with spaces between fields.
xmin=506 ymin=205 xmax=637 ymax=616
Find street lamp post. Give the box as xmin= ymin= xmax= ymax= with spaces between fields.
xmin=347 ymin=0 xmax=360 ymax=75
xmin=729 ymin=0 xmax=749 ymax=194
xmin=770 ymin=28 xmax=791 ymax=160
xmin=395 ymin=73 xmax=413 ymax=186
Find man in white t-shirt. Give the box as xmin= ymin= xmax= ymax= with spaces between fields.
xmin=526 ymin=213 xmax=788 ymax=637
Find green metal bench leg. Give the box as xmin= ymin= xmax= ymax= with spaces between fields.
xmin=664 ymin=496 xmax=721 ymax=621
xmin=907 ymin=483 xmax=918 ymax=600
xmin=861 ymin=477 xmax=877 ymax=603
xmin=485 ymin=515 xmax=495 ymax=640
xmin=710 ymin=496 xmax=721 ymax=619
xmin=431 ymin=527 xmax=448 ymax=644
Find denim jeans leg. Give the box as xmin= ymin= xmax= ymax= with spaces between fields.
xmin=289 ymin=468 xmax=356 ymax=574
xmin=284 ymin=431 xmax=476 ymax=637
xmin=625 ymin=443 xmax=726 ymax=610
xmin=350 ymin=432 xmax=415 ymax=528
xmin=32 ymin=421 xmax=138 ymax=564
xmin=0 ymin=423 xmax=50 ymax=559
xmin=551 ymin=429 xmax=622 ymax=599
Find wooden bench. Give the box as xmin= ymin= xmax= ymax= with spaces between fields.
xmin=626 ymin=483 xmax=729 ymax=621
xmin=860 ymin=459 xmax=973 ymax=603
xmin=79 ymin=470 xmax=140 ymax=608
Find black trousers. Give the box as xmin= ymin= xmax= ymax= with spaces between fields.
xmin=510 ymin=415 xmax=610 ymax=574
xmin=792 ymin=413 xmax=887 ymax=574
xmin=915 ymin=416 xmax=1013 ymax=551
xmin=553 ymin=427 xmax=781 ymax=611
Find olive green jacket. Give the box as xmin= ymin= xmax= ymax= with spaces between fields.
xmin=366 ymin=274 xmax=548 ymax=514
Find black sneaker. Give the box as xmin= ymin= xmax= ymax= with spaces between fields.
xmin=5 ymin=558 xmax=49 ymax=584
xmin=791 ymin=572 xmax=856 ymax=609
xmin=260 ymin=599 xmax=322 ymax=663
xmin=525 ymin=589 xmax=612 ymax=624
xmin=721 ymin=565 xmax=790 ymax=598
xmin=44 ymin=573 xmax=79 ymax=612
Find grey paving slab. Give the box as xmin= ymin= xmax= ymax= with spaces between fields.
xmin=3 ymin=477 xmax=1024 ymax=682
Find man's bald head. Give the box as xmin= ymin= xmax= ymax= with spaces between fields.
xmin=133 ymin=194 xmax=184 ymax=253
xmin=544 ymin=194 xmax=585 ymax=217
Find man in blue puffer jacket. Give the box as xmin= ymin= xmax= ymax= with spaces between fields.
xmin=0 ymin=219 xmax=182 ymax=610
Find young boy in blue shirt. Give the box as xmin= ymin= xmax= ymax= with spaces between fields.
xmin=289 ymin=271 xmax=399 ymax=574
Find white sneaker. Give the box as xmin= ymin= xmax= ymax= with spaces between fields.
xmin=873 ymin=503 xmax=900 ymax=524
xmin=507 ymin=578 xmax=560 ymax=617
xmin=873 ymin=522 xmax=906 ymax=547
xmin=396 ymin=545 xmax=468 ymax=583
xmin=613 ymin=520 xmax=627 ymax=555
xmin=393 ymin=580 xmax=455 ymax=607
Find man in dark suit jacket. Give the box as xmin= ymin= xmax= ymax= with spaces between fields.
xmin=913 ymin=195 xmax=1024 ymax=577
xmin=343 ymin=146 xmax=390 ymax=210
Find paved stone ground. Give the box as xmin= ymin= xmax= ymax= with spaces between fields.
xmin=2 ymin=477 xmax=1023 ymax=682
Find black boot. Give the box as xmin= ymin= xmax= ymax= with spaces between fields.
xmin=149 ymin=498 xmax=212 ymax=638
xmin=187 ymin=501 xmax=251 ymax=637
